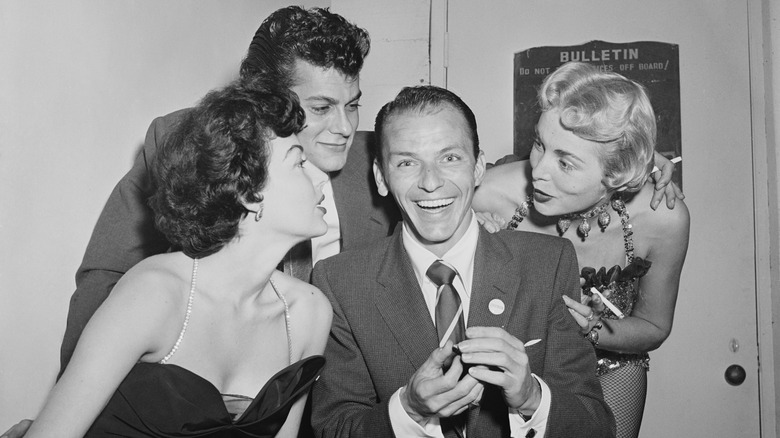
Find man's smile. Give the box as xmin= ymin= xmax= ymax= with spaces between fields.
xmin=415 ymin=198 xmax=455 ymax=212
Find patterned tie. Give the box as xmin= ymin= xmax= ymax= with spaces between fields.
xmin=282 ymin=239 xmax=313 ymax=282
xmin=426 ymin=260 xmax=467 ymax=438
xmin=427 ymin=260 xmax=465 ymax=346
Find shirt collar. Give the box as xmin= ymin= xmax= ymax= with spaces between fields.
xmin=402 ymin=211 xmax=480 ymax=295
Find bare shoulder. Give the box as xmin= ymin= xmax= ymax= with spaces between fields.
xmin=272 ymin=272 xmax=333 ymax=357
xmin=272 ymin=272 xmax=332 ymax=324
xmin=624 ymin=184 xmax=690 ymax=238
xmin=107 ymin=253 xmax=191 ymax=320
xmin=76 ymin=253 xmax=194 ymax=362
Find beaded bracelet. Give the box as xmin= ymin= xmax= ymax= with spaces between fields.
xmin=585 ymin=321 xmax=603 ymax=346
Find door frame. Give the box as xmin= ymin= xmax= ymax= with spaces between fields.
xmin=431 ymin=0 xmax=777 ymax=436
xmin=748 ymin=0 xmax=778 ymax=436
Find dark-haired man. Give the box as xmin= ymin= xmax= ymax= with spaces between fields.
xmin=310 ymin=86 xmax=614 ymax=437
xmin=57 ymin=6 xmax=399 ymax=374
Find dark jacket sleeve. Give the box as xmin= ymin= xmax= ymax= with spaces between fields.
xmin=310 ymin=261 xmax=396 ymax=438
xmin=543 ymin=240 xmax=616 ymax=437
xmin=59 ymin=111 xmax=187 ymax=374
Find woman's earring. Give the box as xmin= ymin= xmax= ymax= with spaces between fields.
xmin=254 ymin=203 xmax=264 ymax=221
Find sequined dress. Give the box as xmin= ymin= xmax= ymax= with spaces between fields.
xmin=579 ymin=197 xmax=652 ymax=376
xmin=507 ymin=194 xmax=653 ymax=438
xmin=579 ymin=196 xmax=652 ymax=438
xmin=84 ymin=265 xmax=325 ymax=437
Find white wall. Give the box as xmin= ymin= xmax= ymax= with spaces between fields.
xmin=0 ymin=0 xmax=327 ymax=429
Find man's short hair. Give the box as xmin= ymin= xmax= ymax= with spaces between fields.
xmin=240 ymin=6 xmax=370 ymax=91
xmin=373 ymin=85 xmax=480 ymax=166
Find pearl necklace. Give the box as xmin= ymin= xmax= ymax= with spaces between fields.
xmin=160 ymin=258 xmax=197 ymax=364
xmin=159 ymin=259 xmax=294 ymax=365
xmin=507 ymin=195 xmax=618 ymax=239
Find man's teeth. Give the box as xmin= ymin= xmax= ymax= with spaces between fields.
xmin=417 ymin=198 xmax=454 ymax=209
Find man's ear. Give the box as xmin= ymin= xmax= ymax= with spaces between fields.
xmin=473 ymin=150 xmax=487 ymax=187
xmin=373 ymin=159 xmax=389 ymax=197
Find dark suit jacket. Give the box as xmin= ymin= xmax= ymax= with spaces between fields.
xmin=310 ymin=226 xmax=614 ymax=438
xmin=59 ymin=109 xmax=400 ymax=372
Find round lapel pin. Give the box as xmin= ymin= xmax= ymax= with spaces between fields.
xmin=488 ymin=299 xmax=505 ymax=315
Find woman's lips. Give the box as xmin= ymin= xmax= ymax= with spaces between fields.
xmin=533 ymin=189 xmax=552 ymax=202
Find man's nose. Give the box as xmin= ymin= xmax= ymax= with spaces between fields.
xmin=418 ymin=164 xmax=444 ymax=192
xmin=329 ymin=108 xmax=354 ymax=136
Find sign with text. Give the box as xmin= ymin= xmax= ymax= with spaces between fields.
xmin=514 ymin=41 xmax=681 ymax=187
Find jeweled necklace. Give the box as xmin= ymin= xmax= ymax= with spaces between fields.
xmin=507 ymin=194 xmax=619 ymax=239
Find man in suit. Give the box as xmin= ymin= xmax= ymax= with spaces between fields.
xmin=310 ymin=86 xmax=614 ymax=437
xmin=58 ymin=6 xmax=400 ymax=374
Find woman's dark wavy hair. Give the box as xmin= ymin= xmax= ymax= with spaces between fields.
xmin=150 ymin=83 xmax=305 ymax=258
xmin=240 ymin=6 xmax=370 ymax=90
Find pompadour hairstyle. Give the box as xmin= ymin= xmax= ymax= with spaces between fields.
xmin=240 ymin=6 xmax=370 ymax=91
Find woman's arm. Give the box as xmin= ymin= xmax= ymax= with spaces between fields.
xmin=566 ymin=194 xmax=690 ymax=353
xmin=26 ymin=262 xmax=180 ymax=438
xmin=473 ymin=160 xmax=532 ymax=221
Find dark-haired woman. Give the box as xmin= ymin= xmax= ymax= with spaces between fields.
xmin=474 ymin=61 xmax=690 ymax=438
xmin=26 ymin=84 xmax=331 ymax=438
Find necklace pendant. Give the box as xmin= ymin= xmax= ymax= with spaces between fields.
xmin=557 ymin=217 xmax=571 ymax=235
xmin=578 ymin=219 xmax=591 ymax=237
xmin=598 ymin=210 xmax=611 ymax=229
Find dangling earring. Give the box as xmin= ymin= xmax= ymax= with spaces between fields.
xmin=244 ymin=195 xmax=264 ymax=222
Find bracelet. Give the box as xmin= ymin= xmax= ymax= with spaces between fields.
xmin=585 ymin=321 xmax=603 ymax=346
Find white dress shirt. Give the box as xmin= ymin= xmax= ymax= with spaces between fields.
xmin=387 ymin=212 xmax=551 ymax=437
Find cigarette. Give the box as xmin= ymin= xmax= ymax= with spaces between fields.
xmin=439 ymin=305 xmax=465 ymax=348
xmin=651 ymin=156 xmax=682 ymax=174
xmin=590 ymin=288 xmax=625 ymax=319
xmin=524 ymin=339 xmax=542 ymax=347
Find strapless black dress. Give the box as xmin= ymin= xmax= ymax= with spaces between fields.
xmin=84 ymin=355 xmax=324 ymax=437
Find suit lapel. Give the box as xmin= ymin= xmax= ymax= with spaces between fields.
xmin=467 ymin=230 xmax=522 ymax=437
xmin=468 ymin=229 xmax=522 ymax=330
xmin=373 ymin=229 xmax=440 ymax=370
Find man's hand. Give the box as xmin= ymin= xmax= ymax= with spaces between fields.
xmin=650 ymin=151 xmax=684 ymax=210
xmin=1 ymin=419 xmax=32 ymax=438
xmin=401 ymin=341 xmax=484 ymax=425
xmin=456 ymin=327 xmax=541 ymax=415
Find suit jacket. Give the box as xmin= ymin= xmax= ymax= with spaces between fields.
xmin=59 ymin=109 xmax=400 ymax=372
xmin=310 ymin=226 xmax=614 ymax=438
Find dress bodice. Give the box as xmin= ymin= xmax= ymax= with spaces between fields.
xmin=85 ymin=260 xmax=324 ymax=437
xmin=85 ymin=356 xmax=324 ymax=437
xmin=579 ymin=196 xmax=652 ymax=376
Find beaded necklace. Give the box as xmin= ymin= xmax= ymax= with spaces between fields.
xmin=508 ymin=193 xmax=632 ymax=252
xmin=160 ymin=259 xmax=294 ymax=365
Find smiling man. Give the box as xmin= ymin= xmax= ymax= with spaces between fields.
xmin=310 ymin=86 xmax=614 ymax=438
